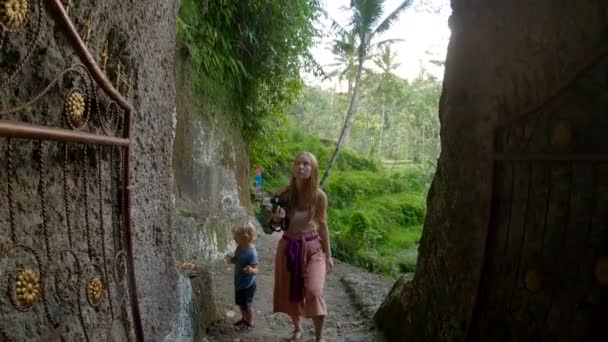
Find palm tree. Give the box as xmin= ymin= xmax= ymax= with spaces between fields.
xmin=320 ymin=0 xmax=412 ymax=188
xmin=325 ymin=29 xmax=358 ymax=97
xmin=371 ymin=44 xmax=401 ymax=158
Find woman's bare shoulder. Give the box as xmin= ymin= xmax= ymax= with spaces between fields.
xmin=316 ymin=189 xmax=327 ymax=203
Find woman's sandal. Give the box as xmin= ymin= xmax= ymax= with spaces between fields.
xmin=232 ymin=319 xmax=245 ymax=326
xmin=289 ymin=330 xmax=303 ymax=341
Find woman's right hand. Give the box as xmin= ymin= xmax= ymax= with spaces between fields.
xmin=269 ymin=206 xmax=286 ymax=224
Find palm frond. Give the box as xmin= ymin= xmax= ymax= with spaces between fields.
xmin=372 ymin=0 xmax=412 ymax=36
xmin=373 ymin=38 xmax=405 ymax=47
xmin=329 ymin=17 xmax=348 ymax=36
xmin=350 ymin=0 xmax=384 ymax=44
xmin=324 ymin=68 xmax=342 ymax=79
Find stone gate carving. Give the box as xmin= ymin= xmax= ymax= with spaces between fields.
xmin=0 ymin=0 xmax=143 ymax=340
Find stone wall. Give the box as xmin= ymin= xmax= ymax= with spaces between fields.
xmin=163 ymin=43 xmax=253 ymax=340
xmin=172 ymin=43 xmax=252 ymax=265
xmin=0 ymin=0 xmax=183 ymax=340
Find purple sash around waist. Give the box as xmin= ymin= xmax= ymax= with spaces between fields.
xmin=284 ymin=233 xmax=319 ymax=302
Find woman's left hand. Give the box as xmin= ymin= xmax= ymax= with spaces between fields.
xmin=326 ymin=257 xmax=335 ymax=274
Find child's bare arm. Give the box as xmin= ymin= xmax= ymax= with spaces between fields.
xmin=243 ymin=264 xmax=258 ymax=275
xmin=224 ymin=253 xmax=236 ymax=264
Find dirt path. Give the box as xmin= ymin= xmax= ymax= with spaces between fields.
xmin=204 ymin=229 xmax=388 ymax=342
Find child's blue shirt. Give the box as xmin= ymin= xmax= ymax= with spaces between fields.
xmin=234 ymin=246 xmax=258 ymax=290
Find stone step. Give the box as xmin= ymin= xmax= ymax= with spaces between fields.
xmin=339 ymin=267 xmax=409 ymax=321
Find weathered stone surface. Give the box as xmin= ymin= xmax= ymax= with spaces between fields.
xmin=166 ymin=44 xmax=253 ymax=339
xmin=172 ymin=44 xmax=251 ymax=266
xmin=340 ymin=271 xmax=402 ymax=320
xmin=164 ymin=268 xmax=219 ymax=342
xmin=0 ymin=0 xmax=183 ymax=340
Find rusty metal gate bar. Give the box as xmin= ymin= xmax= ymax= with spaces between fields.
xmin=466 ymin=48 xmax=608 ymax=339
xmin=0 ymin=0 xmax=143 ymax=340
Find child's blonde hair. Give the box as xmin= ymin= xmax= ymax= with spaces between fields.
xmin=233 ymin=221 xmax=257 ymax=242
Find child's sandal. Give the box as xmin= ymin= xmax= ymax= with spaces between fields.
xmin=235 ymin=321 xmax=252 ymax=332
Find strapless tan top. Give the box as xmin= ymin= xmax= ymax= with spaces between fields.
xmin=288 ymin=209 xmax=317 ymax=233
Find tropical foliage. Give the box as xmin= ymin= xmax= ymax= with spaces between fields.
xmin=177 ymin=0 xmax=323 ymax=149
xmin=289 ymin=73 xmax=441 ymax=165
xmin=320 ymin=0 xmax=413 ymax=187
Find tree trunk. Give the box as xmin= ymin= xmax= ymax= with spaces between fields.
xmin=420 ymin=123 xmax=426 ymax=163
xmin=377 ymin=103 xmax=385 ymax=159
xmin=375 ymin=2 xmax=608 ymax=341
xmin=320 ymin=57 xmax=364 ymax=188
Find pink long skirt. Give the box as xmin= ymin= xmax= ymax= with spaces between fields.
xmin=273 ymin=232 xmax=327 ymax=318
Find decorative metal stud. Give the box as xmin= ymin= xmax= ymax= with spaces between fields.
xmin=595 ymin=257 xmax=608 ymax=286
xmin=524 ymin=270 xmax=542 ymax=292
xmin=0 ymin=0 xmax=29 ymax=31
xmin=552 ymin=120 xmax=572 ymax=147
xmin=64 ymin=90 xmax=86 ymax=123
xmin=15 ymin=269 xmax=40 ymax=307
xmin=87 ymin=277 xmax=103 ymax=305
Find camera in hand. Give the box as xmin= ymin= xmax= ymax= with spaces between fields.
xmin=270 ymin=196 xmax=288 ymax=212
xmin=265 ymin=196 xmax=289 ymax=233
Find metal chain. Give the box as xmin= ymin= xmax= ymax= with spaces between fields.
xmin=63 ymin=143 xmax=73 ymax=249
xmin=37 ymin=141 xmax=52 ymax=262
xmin=110 ymin=146 xmax=124 ymax=320
xmin=77 ymin=276 xmax=91 ymax=342
xmin=82 ymin=146 xmax=93 ymax=259
xmin=41 ymin=274 xmax=56 ymax=326
xmin=110 ymin=148 xmax=119 ymax=255
xmin=98 ymin=146 xmax=114 ymax=319
xmin=37 ymin=141 xmax=56 ymax=326
xmin=7 ymin=138 xmax=16 ymax=244
xmin=1 ymin=65 xmax=87 ymax=117
xmin=120 ymin=146 xmax=127 ymax=244
xmin=118 ymin=147 xmax=125 ymax=251
xmin=78 ymin=147 xmax=93 ymax=342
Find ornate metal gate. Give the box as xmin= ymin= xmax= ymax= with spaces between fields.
xmin=0 ymin=0 xmax=143 ymax=340
xmin=469 ymin=51 xmax=608 ymax=340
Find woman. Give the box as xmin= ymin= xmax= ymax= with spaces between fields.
xmin=268 ymin=152 xmax=334 ymax=342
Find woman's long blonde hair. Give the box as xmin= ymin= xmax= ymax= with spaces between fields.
xmin=276 ymin=152 xmax=320 ymax=223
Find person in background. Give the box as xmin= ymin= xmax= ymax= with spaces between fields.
xmin=255 ymin=166 xmax=264 ymax=190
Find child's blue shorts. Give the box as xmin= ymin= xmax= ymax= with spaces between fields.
xmin=235 ymin=283 xmax=256 ymax=311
